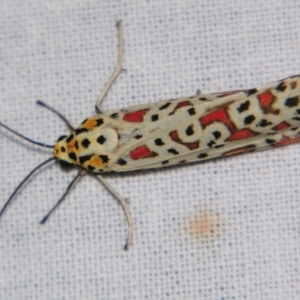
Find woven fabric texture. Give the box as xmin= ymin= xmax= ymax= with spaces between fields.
xmin=0 ymin=1 xmax=299 ymax=299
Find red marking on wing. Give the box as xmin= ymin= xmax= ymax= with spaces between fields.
xmin=223 ymin=145 xmax=256 ymax=156
xmin=274 ymin=136 xmax=300 ymax=147
xmin=129 ymin=145 xmax=157 ymax=160
xmin=200 ymin=108 xmax=235 ymax=132
xmin=272 ymin=121 xmax=290 ymax=131
xmin=176 ymin=101 xmax=192 ymax=108
xmin=257 ymin=90 xmax=278 ymax=114
xmin=186 ymin=141 xmax=200 ymax=150
xmin=258 ymin=91 xmax=273 ymax=109
xmin=169 ymin=101 xmax=193 ymax=115
xmin=291 ymin=81 xmax=298 ymax=89
xmin=123 ymin=109 xmax=149 ymax=122
xmin=169 ymin=130 xmax=200 ymax=150
xmin=226 ymin=129 xmax=257 ymax=141
xmin=169 ymin=130 xmax=179 ymax=140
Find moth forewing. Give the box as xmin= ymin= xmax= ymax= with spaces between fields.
xmin=98 ymin=75 xmax=300 ymax=173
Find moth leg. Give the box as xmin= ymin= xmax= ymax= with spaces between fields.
xmin=40 ymin=169 xmax=86 ymax=224
xmin=96 ymin=175 xmax=133 ymax=251
xmin=95 ymin=21 xmax=124 ymax=113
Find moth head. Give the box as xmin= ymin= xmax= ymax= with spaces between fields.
xmin=54 ymin=117 xmax=119 ymax=172
xmin=53 ymin=134 xmax=75 ymax=166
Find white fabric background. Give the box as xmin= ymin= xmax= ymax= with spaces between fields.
xmin=0 ymin=1 xmax=299 ymax=299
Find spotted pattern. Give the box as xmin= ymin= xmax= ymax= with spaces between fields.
xmin=53 ymin=75 xmax=300 ymax=173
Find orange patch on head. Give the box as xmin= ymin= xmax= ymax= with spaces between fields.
xmin=85 ymin=119 xmax=97 ymax=129
xmin=89 ymin=155 xmax=103 ymax=168
xmin=67 ymin=140 xmax=77 ymax=152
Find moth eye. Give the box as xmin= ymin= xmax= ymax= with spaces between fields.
xmin=57 ymin=135 xmax=68 ymax=142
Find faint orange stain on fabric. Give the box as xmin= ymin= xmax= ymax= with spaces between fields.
xmin=186 ymin=209 xmax=224 ymax=246
xmin=191 ymin=214 xmax=213 ymax=237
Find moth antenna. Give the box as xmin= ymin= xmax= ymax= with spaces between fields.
xmin=36 ymin=100 xmax=75 ymax=131
xmin=40 ymin=169 xmax=86 ymax=224
xmin=0 ymin=157 xmax=55 ymax=218
xmin=0 ymin=121 xmax=54 ymax=149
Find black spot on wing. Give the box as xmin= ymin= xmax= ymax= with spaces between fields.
xmin=167 ymin=148 xmax=179 ymax=155
xmin=96 ymin=118 xmax=104 ymax=126
xmin=97 ymin=135 xmax=106 ymax=145
xmin=110 ymin=113 xmax=119 ymax=119
xmin=285 ymin=97 xmax=299 ymax=107
xmin=207 ymin=140 xmax=215 ymax=148
xmin=99 ymin=155 xmax=109 ymax=163
xmin=75 ymin=128 xmax=88 ymax=135
xmin=68 ymin=152 xmax=77 ymax=161
xmin=159 ymin=102 xmax=171 ymax=110
xmin=258 ymin=119 xmax=272 ymax=127
xmin=187 ymin=108 xmax=196 ymax=116
xmin=265 ymin=139 xmax=276 ymax=144
xmin=79 ymin=154 xmax=92 ymax=165
xmin=185 ymin=125 xmax=194 ymax=136
xmin=117 ymin=158 xmax=127 ymax=166
xmin=276 ymin=81 xmax=287 ymax=92
xmin=66 ymin=134 xmax=74 ymax=143
xmin=151 ymin=114 xmax=159 ymax=122
xmin=237 ymin=100 xmax=250 ymax=113
xmin=215 ymin=144 xmax=224 ymax=148
xmin=212 ymin=131 xmax=221 ymax=139
xmin=247 ymin=88 xmax=257 ymax=96
xmin=155 ymin=138 xmax=165 ymax=146
xmin=244 ymin=115 xmax=255 ymax=125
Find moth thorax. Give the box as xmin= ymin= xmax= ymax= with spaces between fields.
xmin=54 ymin=127 xmax=119 ymax=167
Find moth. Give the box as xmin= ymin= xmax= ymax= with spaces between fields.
xmin=1 ymin=22 xmax=300 ymax=250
